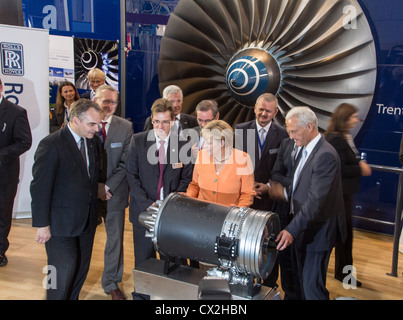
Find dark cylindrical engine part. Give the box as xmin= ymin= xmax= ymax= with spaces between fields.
xmin=140 ymin=193 xmax=280 ymax=280
xmin=157 ymin=193 xmax=227 ymax=264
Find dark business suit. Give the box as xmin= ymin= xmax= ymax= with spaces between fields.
xmin=270 ymin=138 xmax=302 ymax=299
xmin=49 ymin=106 xmax=66 ymax=133
xmin=98 ymin=115 xmax=133 ymax=293
xmin=0 ymin=96 xmax=32 ymax=258
xmin=325 ymin=132 xmax=361 ymax=281
xmin=143 ymin=113 xmax=198 ymax=131
xmin=235 ymin=120 xmax=288 ymax=210
xmin=126 ymin=130 xmax=193 ymax=267
xmin=286 ymin=136 xmax=346 ymax=300
xmin=31 ymin=125 xmax=100 ymax=299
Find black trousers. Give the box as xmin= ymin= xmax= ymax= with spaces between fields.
xmin=297 ymin=249 xmax=332 ymax=300
xmin=277 ymin=243 xmax=302 ymax=300
xmin=0 ymin=182 xmax=18 ymax=255
xmin=44 ymin=225 xmax=95 ymax=300
xmin=335 ymin=194 xmax=354 ymax=280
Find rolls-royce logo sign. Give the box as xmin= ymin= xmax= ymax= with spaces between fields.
xmin=1 ymin=42 xmax=24 ymax=76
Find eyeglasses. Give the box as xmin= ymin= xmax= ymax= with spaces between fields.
xmin=152 ymin=119 xmax=171 ymax=126
xmin=197 ymin=118 xmax=214 ymax=124
xmin=101 ymin=99 xmax=118 ymax=105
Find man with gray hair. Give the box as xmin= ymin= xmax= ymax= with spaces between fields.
xmin=31 ymin=99 xmax=102 ymax=299
xmin=143 ymin=85 xmax=198 ymax=132
xmin=94 ymin=85 xmax=133 ymax=300
xmin=275 ymin=106 xmax=346 ymax=300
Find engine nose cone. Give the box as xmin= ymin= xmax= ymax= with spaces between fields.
xmin=226 ymin=49 xmax=281 ymax=106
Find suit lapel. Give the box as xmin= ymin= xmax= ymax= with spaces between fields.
xmin=246 ymin=121 xmax=260 ymax=168
xmin=147 ymin=131 xmax=160 ymax=179
xmin=294 ymin=136 xmax=324 ymax=191
xmin=0 ymin=99 xmax=8 ymax=128
xmin=104 ymin=116 xmax=118 ymax=147
xmin=87 ymin=138 xmax=97 ymax=179
xmin=262 ymin=122 xmax=277 ymax=154
xmin=61 ymin=126 xmax=89 ymax=178
xmin=164 ymin=133 xmax=179 ymax=174
xmin=180 ymin=114 xmax=190 ymax=129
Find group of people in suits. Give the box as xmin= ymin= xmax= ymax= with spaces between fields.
xmin=126 ymin=87 xmax=368 ymax=300
xmin=2 ymin=68 xmax=372 ymax=300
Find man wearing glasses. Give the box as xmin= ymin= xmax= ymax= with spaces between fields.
xmin=94 ymin=85 xmax=133 ymax=300
xmin=126 ymin=98 xmax=193 ymax=272
xmin=190 ymin=99 xmax=220 ymax=160
xmin=143 ymin=85 xmax=198 ymax=133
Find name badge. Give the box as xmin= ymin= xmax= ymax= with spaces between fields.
xmin=269 ymin=148 xmax=279 ymax=155
xmin=111 ymin=142 xmax=123 ymax=148
xmin=172 ymin=162 xmax=183 ymax=169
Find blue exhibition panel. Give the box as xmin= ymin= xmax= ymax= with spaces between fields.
xmin=354 ymin=0 xmax=403 ymax=234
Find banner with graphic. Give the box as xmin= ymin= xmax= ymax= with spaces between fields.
xmin=74 ymin=37 xmax=119 ymax=91
xmin=0 ymin=24 xmax=49 ymax=218
xmin=49 ymin=35 xmax=74 ymax=85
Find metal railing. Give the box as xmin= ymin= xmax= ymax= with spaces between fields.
xmin=353 ymin=164 xmax=403 ymax=277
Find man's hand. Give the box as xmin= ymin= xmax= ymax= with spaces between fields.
xmin=254 ymin=182 xmax=270 ymax=199
xmin=36 ymin=226 xmax=51 ymax=244
xmin=268 ymin=180 xmax=286 ymax=201
xmin=98 ymin=183 xmax=113 ymax=200
xmin=276 ymin=229 xmax=294 ymax=251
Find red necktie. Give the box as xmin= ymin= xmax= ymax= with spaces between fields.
xmin=101 ymin=121 xmax=107 ymax=143
xmin=157 ymin=140 xmax=165 ymax=200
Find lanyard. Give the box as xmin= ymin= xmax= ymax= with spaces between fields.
xmin=65 ymin=108 xmax=69 ymax=123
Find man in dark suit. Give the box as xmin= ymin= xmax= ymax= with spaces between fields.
xmin=258 ymin=137 xmax=303 ymax=299
xmin=127 ymin=98 xmax=193 ymax=268
xmin=235 ymin=93 xmax=288 ymax=288
xmin=31 ymin=99 xmax=102 ymax=300
xmin=95 ymin=85 xmax=133 ymax=300
xmin=143 ymin=85 xmax=198 ymax=132
xmin=276 ymin=106 xmax=346 ymax=300
xmin=0 ymin=78 xmax=32 ymax=267
xmin=235 ymin=93 xmax=288 ymax=211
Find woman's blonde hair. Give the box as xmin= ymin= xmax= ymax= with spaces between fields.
xmin=201 ymin=120 xmax=233 ymax=147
